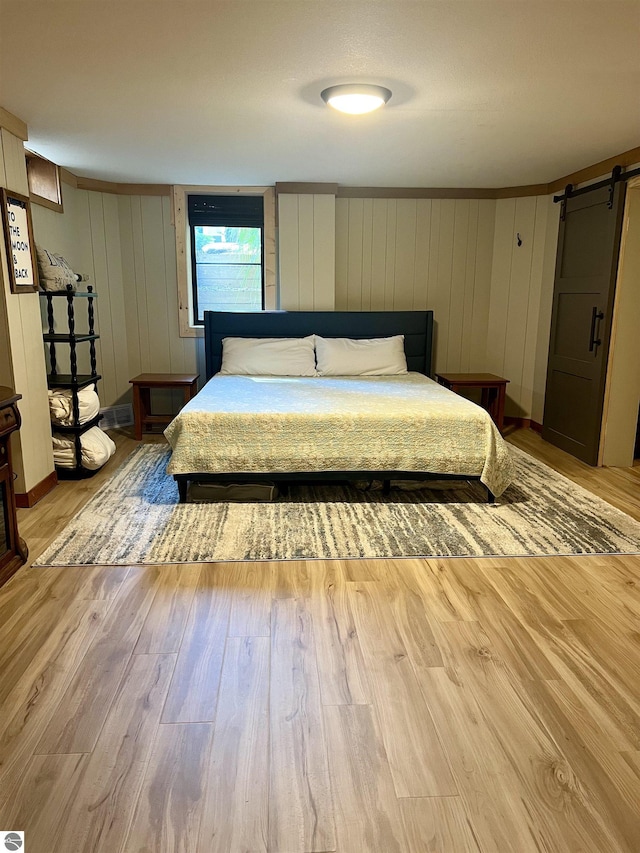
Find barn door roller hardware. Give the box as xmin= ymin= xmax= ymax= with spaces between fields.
xmin=607 ymin=165 xmax=623 ymax=208
xmin=554 ymin=164 xmax=640 ymax=210
xmin=559 ymin=184 xmax=572 ymax=221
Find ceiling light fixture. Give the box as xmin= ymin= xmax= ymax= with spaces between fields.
xmin=320 ymin=84 xmax=392 ymax=115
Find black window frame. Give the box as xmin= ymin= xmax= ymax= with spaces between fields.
xmin=188 ymin=194 xmax=265 ymax=325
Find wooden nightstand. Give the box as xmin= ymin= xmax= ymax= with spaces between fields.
xmin=435 ymin=372 xmax=509 ymax=432
xmin=130 ymin=373 xmax=199 ymax=440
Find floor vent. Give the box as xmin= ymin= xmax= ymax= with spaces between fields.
xmin=100 ymin=404 xmax=134 ymax=430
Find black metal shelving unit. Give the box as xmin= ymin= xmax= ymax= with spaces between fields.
xmin=41 ymin=284 xmax=102 ymax=477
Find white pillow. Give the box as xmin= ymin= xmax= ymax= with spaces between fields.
xmin=36 ymin=245 xmax=77 ymax=292
xmin=219 ymin=335 xmax=317 ymax=376
xmin=315 ymin=335 xmax=408 ymax=376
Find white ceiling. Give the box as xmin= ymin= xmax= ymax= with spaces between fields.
xmin=2 ymin=1 xmax=639 ymax=188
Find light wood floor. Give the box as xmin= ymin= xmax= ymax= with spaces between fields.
xmin=1 ymin=428 xmax=639 ymax=852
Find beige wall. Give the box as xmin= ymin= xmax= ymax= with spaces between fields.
xmin=335 ymin=197 xmax=496 ymax=377
xmin=601 ymin=183 xmax=640 ymax=465
xmin=487 ymin=195 xmax=559 ymax=420
xmin=32 ymin=184 xmax=129 ymax=407
xmin=0 ymin=128 xmax=54 ymax=494
xmin=31 ymin=181 xmax=561 ymax=432
xmin=5 ymin=92 xmax=634 ymax=480
xmin=279 ymin=193 xmax=336 ymax=310
xmin=118 ymin=194 xmax=201 ymax=386
xmin=334 ymin=195 xmax=559 ymax=419
xmin=32 ymin=187 xmax=202 ymax=409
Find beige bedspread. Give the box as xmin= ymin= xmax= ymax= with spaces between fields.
xmin=164 ymin=373 xmax=515 ymax=496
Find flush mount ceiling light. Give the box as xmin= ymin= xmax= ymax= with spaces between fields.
xmin=320 ymin=84 xmax=392 ymax=115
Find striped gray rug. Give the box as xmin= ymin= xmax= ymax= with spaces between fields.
xmin=34 ymin=443 xmax=640 ymax=565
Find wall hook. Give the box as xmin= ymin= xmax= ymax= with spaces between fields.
xmin=516 ymin=233 xmax=523 ymax=247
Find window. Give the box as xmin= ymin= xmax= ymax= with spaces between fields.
xmin=188 ymin=194 xmax=264 ymax=324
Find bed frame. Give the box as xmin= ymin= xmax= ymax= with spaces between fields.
xmin=172 ymin=310 xmax=494 ymax=502
xmin=204 ymin=309 xmax=434 ymax=380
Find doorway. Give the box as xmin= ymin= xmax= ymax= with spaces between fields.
xmin=600 ymin=180 xmax=640 ymax=466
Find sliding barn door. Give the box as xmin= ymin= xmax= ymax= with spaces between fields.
xmin=542 ymin=182 xmax=626 ymax=464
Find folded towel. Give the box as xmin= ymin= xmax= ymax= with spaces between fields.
xmin=52 ymin=426 xmax=116 ymax=470
xmin=49 ymin=384 xmax=100 ymax=426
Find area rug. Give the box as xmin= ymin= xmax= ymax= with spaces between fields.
xmin=34 ymin=444 xmax=640 ymax=565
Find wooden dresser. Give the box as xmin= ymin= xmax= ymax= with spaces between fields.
xmin=0 ymin=387 xmax=28 ymax=587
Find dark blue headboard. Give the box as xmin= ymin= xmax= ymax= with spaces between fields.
xmin=204 ymin=310 xmax=434 ymax=380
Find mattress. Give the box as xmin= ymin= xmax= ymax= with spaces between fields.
xmin=164 ymin=373 xmax=515 ymax=496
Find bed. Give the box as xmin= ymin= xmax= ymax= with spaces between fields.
xmin=164 ymin=310 xmax=514 ymax=502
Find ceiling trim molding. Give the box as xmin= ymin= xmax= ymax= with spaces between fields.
xmin=0 ymin=106 xmax=28 ymax=141
xmin=59 ymin=167 xmax=78 ymax=188
xmin=337 ymin=186 xmax=494 ymax=199
xmin=178 ymin=184 xmax=271 ymax=194
xmin=76 ymin=177 xmax=171 ymax=195
xmin=60 ymin=168 xmax=169 ymax=195
xmin=493 ymin=184 xmax=550 ymax=199
xmin=335 ymin=185 xmax=552 ymax=199
xmin=548 ymin=146 xmax=640 ymax=193
xmin=276 ymin=182 xmax=338 ymax=195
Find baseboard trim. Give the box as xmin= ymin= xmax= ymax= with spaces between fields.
xmin=16 ymin=470 xmax=58 ymax=508
xmin=504 ymin=416 xmax=531 ymax=430
xmin=504 ymin=417 xmax=543 ymax=433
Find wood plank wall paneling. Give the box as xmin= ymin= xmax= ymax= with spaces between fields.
xmin=470 ymin=201 xmax=495 ymax=369
xmin=117 ymin=194 xmax=200 ymax=409
xmin=487 ymin=195 xmax=558 ymax=420
xmin=334 ymin=197 xmax=499 ymax=376
xmin=33 ymin=186 xmax=200 ymax=411
xmin=297 ymin=195 xmax=315 ymax=311
xmin=30 ymin=180 xmax=559 ymax=423
xmin=0 ymin=127 xmax=54 ymax=493
xmin=335 ymin=194 xmax=558 ymax=417
xmin=278 ymin=194 xmax=300 ymax=309
xmin=313 ymin=194 xmax=335 ymax=310
xmin=484 ymin=198 xmax=514 ymax=378
xmin=0 ymin=288 xmax=12 ymax=389
xmin=521 ymin=196 xmax=552 ymax=419
xmin=32 ymin=184 xmax=130 ymax=408
xmin=435 ymin=200 xmax=456 ymax=366
xmin=278 ymin=193 xmax=335 ymax=310
xmin=117 ymin=196 xmax=140 ymax=380
xmin=101 ymin=194 xmax=129 ymax=401
xmin=533 ymin=199 xmax=561 ymax=423
xmin=0 ymin=131 xmax=6 ymax=188
xmin=87 ymin=191 xmax=129 ymax=408
xmin=498 ymin=197 xmax=538 ymax=414
xmin=130 ymin=196 xmax=152 ymax=375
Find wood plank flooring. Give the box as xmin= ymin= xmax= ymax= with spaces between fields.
xmin=1 ymin=428 xmax=639 ymax=852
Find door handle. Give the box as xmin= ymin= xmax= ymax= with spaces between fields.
xmin=589 ymin=307 xmax=604 ymax=352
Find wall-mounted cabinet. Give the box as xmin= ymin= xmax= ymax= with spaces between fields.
xmin=26 ymin=149 xmax=63 ymax=213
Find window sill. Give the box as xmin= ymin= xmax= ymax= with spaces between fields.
xmin=178 ymin=321 xmax=204 ymax=339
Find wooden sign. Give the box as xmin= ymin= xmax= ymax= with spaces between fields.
xmin=1 ymin=188 xmax=38 ymax=293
